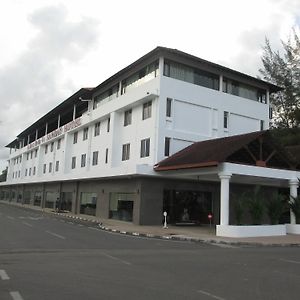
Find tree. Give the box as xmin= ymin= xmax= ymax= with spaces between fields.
xmin=259 ymin=29 xmax=300 ymax=128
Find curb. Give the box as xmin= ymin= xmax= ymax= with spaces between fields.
xmin=2 ymin=201 xmax=300 ymax=247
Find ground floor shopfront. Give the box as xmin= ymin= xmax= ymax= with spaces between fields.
xmin=0 ymin=171 xmax=298 ymax=231
xmin=0 ymin=177 xmax=224 ymax=226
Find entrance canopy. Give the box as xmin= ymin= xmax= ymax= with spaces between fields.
xmin=154 ymin=131 xmax=300 ymax=235
xmin=154 ymin=130 xmax=299 ymax=187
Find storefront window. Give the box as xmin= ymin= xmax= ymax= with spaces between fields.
xmin=45 ymin=191 xmax=59 ymax=209
xmin=109 ymin=193 xmax=134 ymax=222
xmin=34 ymin=191 xmax=42 ymax=206
xmin=24 ymin=191 xmax=31 ymax=204
xmin=60 ymin=192 xmax=73 ymax=212
xmin=163 ymin=190 xmax=212 ymax=224
xmin=80 ymin=192 xmax=97 ymax=216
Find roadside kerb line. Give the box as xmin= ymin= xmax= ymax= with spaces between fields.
xmin=10 ymin=291 xmax=24 ymax=300
xmin=45 ymin=230 xmax=66 ymax=239
xmin=0 ymin=269 xmax=10 ymax=280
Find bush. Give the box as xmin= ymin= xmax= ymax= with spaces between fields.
xmin=266 ymin=193 xmax=286 ymax=225
xmin=289 ymin=195 xmax=300 ymax=224
xmin=233 ymin=192 xmax=247 ymax=225
xmin=247 ymin=186 xmax=265 ymax=225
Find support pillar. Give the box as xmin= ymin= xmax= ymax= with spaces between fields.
xmin=289 ymin=178 xmax=299 ymax=224
xmin=219 ymin=172 xmax=232 ymax=226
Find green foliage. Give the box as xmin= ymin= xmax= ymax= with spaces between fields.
xmin=270 ymin=127 xmax=300 ymax=146
xmin=259 ymin=29 xmax=300 ymax=128
xmin=289 ymin=195 xmax=300 ymax=224
xmin=247 ymin=186 xmax=265 ymax=225
xmin=266 ymin=193 xmax=286 ymax=225
xmin=233 ymin=192 xmax=247 ymax=225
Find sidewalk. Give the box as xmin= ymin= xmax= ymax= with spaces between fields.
xmin=3 ymin=200 xmax=300 ymax=247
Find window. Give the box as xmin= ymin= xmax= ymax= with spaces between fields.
xmin=33 ymin=167 xmax=36 ymax=176
xmin=164 ymin=60 xmax=219 ymax=90
xmin=45 ymin=144 xmax=48 ymax=154
xmin=109 ymin=192 xmax=134 ymax=222
xmin=71 ymin=157 xmax=76 ymax=169
xmin=224 ymin=111 xmax=229 ymax=129
xmin=27 ymin=153 xmax=29 ymax=160
xmin=140 ymin=138 xmax=150 ymax=158
xmin=83 ymin=127 xmax=89 ymax=141
xmin=80 ymin=192 xmax=97 ymax=216
xmin=20 ymin=156 xmax=22 ymax=163
xmin=18 ymin=170 xmax=21 ymax=177
xmin=57 ymin=139 xmax=61 ymax=150
xmin=124 ymin=109 xmax=132 ymax=126
xmin=222 ymin=77 xmax=267 ymax=102
xmin=142 ymin=101 xmax=152 ymax=120
xmin=43 ymin=164 xmax=46 ymax=174
xmin=34 ymin=149 xmax=37 ymax=158
xmin=165 ymin=137 xmax=171 ymax=156
xmin=49 ymin=162 xmax=52 ymax=173
xmin=269 ymin=107 xmax=273 ymax=119
xmin=260 ymin=120 xmax=264 ymax=131
xmin=81 ymin=154 xmax=86 ymax=167
xmin=105 ymin=148 xmax=108 ymax=164
xmin=166 ymin=98 xmax=172 ymax=117
xmin=50 ymin=142 xmax=54 ymax=152
xmin=73 ymin=132 xmax=78 ymax=144
xmin=30 ymin=151 xmax=33 ymax=159
xmin=55 ymin=161 xmax=59 ymax=172
xmin=94 ymin=122 xmax=100 ymax=136
xmin=122 ymin=144 xmax=130 ymax=161
xmin=29 ymin=168 xmax=31 ymax=176
xmin=93 ymin=84 xmax=119 ymax=109
xmin=121 ymin=61 xmax=159 ymax=94
xmin=107 ymin=118 xmax=110 ymax=132
xmin=92 ymin=151 xmax=98 ymax=166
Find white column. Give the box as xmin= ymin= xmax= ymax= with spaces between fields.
xmin=219 ymin=75 xmax=223 ymax=92
xmin=73 ymin=104 xmax=76 ymax=120
xmin=289 ymin=178 xmax=299 ymax=224
xmin=219 ymin=172 xmax=232 ymax=225
xmin=57 ymin=114 xmax=61 ymax=128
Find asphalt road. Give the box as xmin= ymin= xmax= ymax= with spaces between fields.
xmin=1 ymin=203 xmax=300 ymax=300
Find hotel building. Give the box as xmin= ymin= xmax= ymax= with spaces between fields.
xmin=1 ymin=47 xmax=299 ymax=237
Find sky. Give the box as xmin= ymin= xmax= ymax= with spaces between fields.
xmin=0 ymin=0 xmax=300 ymax=171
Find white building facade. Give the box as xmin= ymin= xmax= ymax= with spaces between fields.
xmin=1 ymin=47 xmax=297 ymax=233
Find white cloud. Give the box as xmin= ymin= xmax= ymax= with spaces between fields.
xmin=0 ymin=4 xmax=100 ymax=170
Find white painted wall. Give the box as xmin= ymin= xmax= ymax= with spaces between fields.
xmin=4 ymin=57 xmax=272 ymax=185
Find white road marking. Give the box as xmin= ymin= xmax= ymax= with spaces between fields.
xmin=10 ymin=291 xmax=24 ymax=300
xmin=0 ymin=269 xmax=10 ymax=280
xmin=7 ymin=216 xmax=15 ymax=220
xmin=280 ymin=258 xmax=300 ymax=265
xmin=45 ymin=230 xmax=66 ymax=240
xmin=22 ymin=222 xmax=33 ymax=227
xmin=88 ymin=227 xmax=99 ymax=231
xmin=211 ymin=243 xmax=239 ymax=249
xmin=197 ymin=289 xmax=226 ymax=300
xmin=101 ymin=252 xmax=131 ymax=265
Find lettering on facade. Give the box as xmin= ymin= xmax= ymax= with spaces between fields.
xmin=27 ymin=117 xmax=81 ymax=150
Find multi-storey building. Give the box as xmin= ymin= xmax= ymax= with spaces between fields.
xmin=1 ymin=47 xmax=299 ymax=236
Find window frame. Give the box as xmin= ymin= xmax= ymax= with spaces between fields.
xmin=142 ymin=101 xmax=152 ymax=120
xmin=122 ymin=143 xmax=130 ymax=161
xmin=140 ymin=138 xmax=150 ymax=158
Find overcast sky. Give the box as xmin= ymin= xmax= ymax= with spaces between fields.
xmin=0 ymin=0 xmax=300 ymax=171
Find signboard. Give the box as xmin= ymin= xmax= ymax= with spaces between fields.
xmin=27 ymin=117 xmax=81 ymax=150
